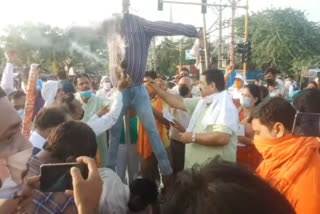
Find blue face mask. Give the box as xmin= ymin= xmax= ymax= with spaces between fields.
xmin=240 ymin=96 xmax=252 ymax=109
xmin=80 ymin=90 xmax=93 ymax=99
xmin=18 ymin=109 xmax=25 ymax=119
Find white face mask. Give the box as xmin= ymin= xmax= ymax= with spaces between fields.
xmin=103 ymin=82 xmax=112 ymax=91
xmin=0 ymin=148 xmax=32 ymax=199
xmin=240 ymin=96 xmax=252 ymax=109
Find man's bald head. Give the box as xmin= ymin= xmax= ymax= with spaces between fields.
xmin=178 ymin=77 xmax=193 ymax=98
xmin=179 ymin=77 xmax=193 ymax=88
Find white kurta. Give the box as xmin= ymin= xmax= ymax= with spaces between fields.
xmin=0 ymin=63 xmax=15 ymax=95
xmin=86 ymin=91 xmax=123 ymax=136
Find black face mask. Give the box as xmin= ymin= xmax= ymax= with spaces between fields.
xmin=179 ymin=85 xmax=190 ymax=97
xmin=266 ymin=79 xmax=276 ymax=86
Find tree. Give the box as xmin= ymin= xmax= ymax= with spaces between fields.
xmin=235 ymin=8 xmax=320 ymax=74
xmin=0 ymin=23 xmax=108 ymax=75
xmin=154 ymin=38 xmax=196 ymax=77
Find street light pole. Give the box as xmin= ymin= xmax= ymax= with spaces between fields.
xmin=243 ymin=0 xmax=249 ymax=80
xmin=230 ymin=0 xmax=236 ymax=67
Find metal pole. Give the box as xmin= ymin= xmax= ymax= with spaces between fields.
xmin=163 ymin=0 xmax=247 ymax=8
xmin=122 ymin=0 xmax=130 ymax=13
xmin=243 ymin=0 xmax=249 ymax=80
xmin=152 ymin=38 xmax=157 ymax=71
xmin=230 ymin=0 xmax=236 ymax=66
xmin=218 ymin=4 xmax=223 ymax=68
xmin=203 ymin=13 xmax=209 ymax=69
xmin=179 ymin=39 xmax=182 ymax=67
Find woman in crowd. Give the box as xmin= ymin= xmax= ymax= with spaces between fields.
xmin=41 ymin=81 xmax=65 ymax=107
xmin=237 ymin=84 xmax=263 ymax=170
xmin=258 ymin=85 xmax=269 ymax=102
xmin=26 ymin=120 xmax=97 ymax=214
xmin=96 ymin=76 xmax=113 ymax=98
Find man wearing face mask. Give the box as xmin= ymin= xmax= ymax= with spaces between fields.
xmin=264 ymin=68 xmax=285 ymax=97
xmin=8 ymin=91 xmax=26 ymax=120
xmin=170 ymin=68 xmax=200 ymax=97
xmin=0 ymin=87 xmax=35 ymax=213
xmin=168 ymin=77 xmax=193 ymax=174
xmin=249 ymin=97 xmax=319 ymax=214
xmin=74 ymin=73 xmax=111 ymax=167
xmin=97 ymin=76 xmax=113 ymax=98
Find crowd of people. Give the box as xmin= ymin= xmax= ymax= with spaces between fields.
xmin=0 ymin=13 xmax=319 ymax=214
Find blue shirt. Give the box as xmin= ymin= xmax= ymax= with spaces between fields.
xmin=122 ymin=14 xmax=199 ymax=85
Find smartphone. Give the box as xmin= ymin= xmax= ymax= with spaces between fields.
xmin=292 ymin=112 xmax=320 ymax=137
xmin=40 ymin=163 xmax=88 ymax=192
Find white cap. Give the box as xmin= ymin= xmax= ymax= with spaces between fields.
xmin=41 ymin=81 xmax=60 ymax=107
xmin=234 ymin=74 xmax=244 ymax=82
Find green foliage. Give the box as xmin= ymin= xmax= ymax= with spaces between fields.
xmin=0 ymin=24 xmax=108 ymax=74
xmin=235 ymin=8 xmax=320 ymax=74
xmin=154 ymin=38 xmax=196 ymax=76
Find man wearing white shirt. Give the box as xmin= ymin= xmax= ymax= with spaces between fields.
xmin=59 ymin=76 xmax=129 ymax=137
xmin=30 ymin=107 xmax=71 ymax=155
xmin=0 ymin=51 xmax=17 ymax=95
xmin=168 ymin=77 xmax=193 ymax=174
xmin=169 ymin=68 xmax=200 ymax=97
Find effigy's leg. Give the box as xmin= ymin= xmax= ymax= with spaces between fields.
xmin=132 ymin=85 xmax=172 ymax=176
xmin=106 ymin=89 xmax=129 ymax=171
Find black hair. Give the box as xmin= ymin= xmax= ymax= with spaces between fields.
xmin=259 ymin=86 xmax=269 ymax=100
xmin=43 ymin=120 xmax=97 ymax=161
xmin=8 ymin=91 xmax=26 ymax=101
xmin=249 ymin=97 xmax=296 ymax=131
xmin=57 ymin=71 xmax=67 ymax=80
xmin=244 ymin=84 xmax=261 ymax=106
xmin=202 ymin=69 xmax=225 ymax=91
xmin=145 ymin=71 xmax=157 ymax=80
xmin=162 ymin=157 xmax=295 ymax=214
xmin=264 ymin=67 xmax=278 ymax=76
xmin=60 ymin=93 xmax=77 ymax=113
xmin=179 ymin=67 xmax=189 ymax=73
xmin=34 ymin=107 xmax=69 ymax=131
xmin=73 ymin=73 xmax=90 ymax=87
xmin=293 ymin=89 xmax=320 ymax=113
xmin=0 ymin=87 xmax=6 ymax=98
xmin=129 ymin=179 xmax=158 ymax=204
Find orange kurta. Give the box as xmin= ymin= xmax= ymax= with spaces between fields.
xmin=255 ymin=135 xmax=319 ymax=214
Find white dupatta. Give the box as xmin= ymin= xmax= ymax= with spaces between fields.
xmin=186 ymin=90 xmax=238 ymax=133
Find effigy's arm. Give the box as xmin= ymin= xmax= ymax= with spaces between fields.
xmin=142 ymin=17 xmax=200 ymax=38
xmin=22 ymin=64 xmax=39 ymax=138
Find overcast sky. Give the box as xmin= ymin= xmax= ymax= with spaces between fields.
xmin=0 ymin=0 xmax=319 ymax=31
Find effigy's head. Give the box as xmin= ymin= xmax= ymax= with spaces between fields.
xmin=101 ymin=14 xmax=123 ymax=37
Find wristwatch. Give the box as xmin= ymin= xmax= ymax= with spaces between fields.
xmin=192 ymin=133 xmax=196 ymax=143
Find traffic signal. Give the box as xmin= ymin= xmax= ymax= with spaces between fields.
xmin=202 ymin=0 xmax=207 ymax=14
xmin=236 ymin=43 xmax=245 ymax=54
xmin=158 ymin=0 xmax=163 ymax=11
xmin=243 ymin=41 xmax=251 ymax=62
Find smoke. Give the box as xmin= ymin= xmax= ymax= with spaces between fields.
xmin=69 ymin=42 xmax=107 ymax=63
xmin=103 ymin=14 xmax=126 ymax=86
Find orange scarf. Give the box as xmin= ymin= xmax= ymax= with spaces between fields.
xmin=137 ymin=97 xmax=164 ymax=160
xmin=255 ymin=135 xmax=319 ymax=214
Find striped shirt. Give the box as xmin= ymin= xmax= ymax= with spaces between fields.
xmin=27 ymin=156 xmax=77 ymax=214
xmin=122 ymin=14 xmax=199 ymax=85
